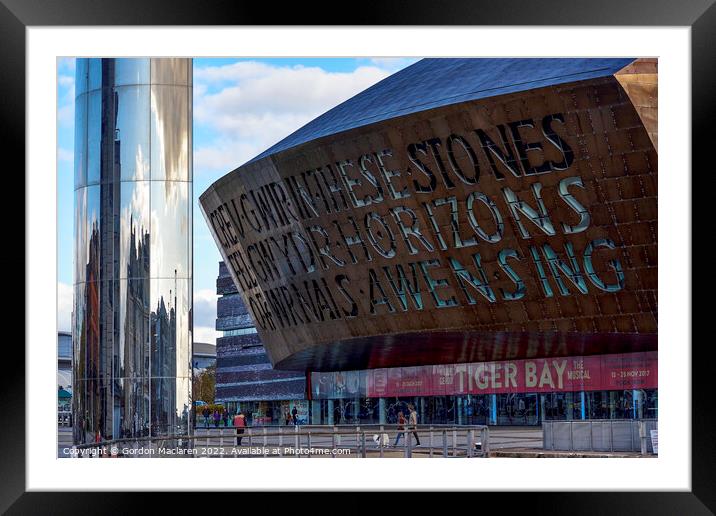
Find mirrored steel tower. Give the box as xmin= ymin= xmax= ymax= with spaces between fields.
xmin=72 ymin=58 xmax=193 ymax=444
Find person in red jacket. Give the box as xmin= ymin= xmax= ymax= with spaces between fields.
xmin=234 ymin=411 xmax=246 ymax=446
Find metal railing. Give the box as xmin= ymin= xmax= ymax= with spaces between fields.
xmin=543 ymin=419 xmax=657 ymax=453
xmin=69 ymin=424 xmax=489 ymax=458
xmin=58 ymin=412 xmax=72 ymax=427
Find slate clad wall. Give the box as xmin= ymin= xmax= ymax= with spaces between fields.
xmin=214 ymin=262 xmax=306 ymax=401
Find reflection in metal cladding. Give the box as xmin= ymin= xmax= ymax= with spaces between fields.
xmin=150 ymin=181 xmax=189 ymax=279
xmin=72 ymin=58 xmax=192 ymax=445
xmin=151 ymin=85 xmax=189 ymax=181
xmin=116 ymin=85 xmax=151 ymax=181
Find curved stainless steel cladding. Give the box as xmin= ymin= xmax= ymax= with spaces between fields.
xmin=72 ymin=58 xmax=193 ymax=445
xmin=200 ymin=58 xmax=658 ymax=373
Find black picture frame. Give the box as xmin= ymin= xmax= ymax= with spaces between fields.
xmin=4 ymin=0 xmax=711 ymax=512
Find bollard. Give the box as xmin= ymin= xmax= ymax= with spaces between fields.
xmin=631 ymin=421 xmax=635 ymax=451
xmin=639 ymin=421 xmax=647 ymax=455
xmin=295 ymin=425 xmax=299 ymax=457
xmin=467 ymin=429 xmax=474 ymax=458
xmin=332 ymin=428 xmax=337 ymax=459
xmin=429 ymin=426 xmax=434 ymax=458
xmin=361 ymin=432 xmax=366 ymax=458
xmin=480 ymin=427 xmax=490 ymax=457
xmin=442 ymin=430 xmax=448 ymax=457
xmin=263 ymin=428 xmax=268 ymax=457
xmin=610 ymin=421 xmax=614 ymax=452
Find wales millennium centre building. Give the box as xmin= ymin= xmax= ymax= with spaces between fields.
xmin=202 ymin=58 xmax=658 ymax=427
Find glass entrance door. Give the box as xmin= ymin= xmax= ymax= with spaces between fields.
xmin=497 ymin=393 xmax=539 ymax=425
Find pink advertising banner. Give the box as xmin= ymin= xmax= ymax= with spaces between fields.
xmin=363 ymin=352 xmax=657 ymax=398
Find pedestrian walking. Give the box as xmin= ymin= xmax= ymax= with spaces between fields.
xmin=222 ymin=410 xmax=230 ymax=428
xmin=213 ymin=409 xmax=220 ymax=428
xmin=334 ymin=404 xmax=342 ymax=425
xmin=408 ymin=404 xmax=421 ymax=446
xmin=292 ymin=406 xmax=298 ymax=426
xmin=393 ymin=411 xmax=406 ymax=447
xmin=202 ymin=407 xmax=210 ymax=429
xmin=284 ymin=410 xmax=291 ymax=426
xmin=234 ymin=411 xmax=246 ymax=446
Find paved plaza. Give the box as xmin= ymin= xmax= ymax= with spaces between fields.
xmin=59 ymin=425 xmax=542 ymax=458
xmin=58 ymin=425 xmax=653 ymax=458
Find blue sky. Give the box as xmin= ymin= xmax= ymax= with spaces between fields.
xmin=57 ymin=57 xmax=418 ymax=343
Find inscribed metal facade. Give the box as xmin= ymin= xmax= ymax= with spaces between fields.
xmin=200 ymin=58 xmax=657 ymax=372
xmin=73 ymin=58 xmax=193 ymax=443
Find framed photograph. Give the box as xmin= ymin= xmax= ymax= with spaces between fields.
xmin=7 ymin=0 xmax=711 ymax=512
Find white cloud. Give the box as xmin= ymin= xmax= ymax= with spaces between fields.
xmin=58 ymin=147 xmax=73 ymax=163
xmin=195 ymin=137 xmax=278 ymax=175
xmin=194 ymin=325 xmax=220 ymax=345
xmin=193 ymin=288 xmax=218 ymax=330
xmin=58 ymin=282 xmax=72 ymax=332
xmin=58 ymin=75 xmax=74 ymax=88
xmin=196 ymin=65 xmax=389 ymax=124
xmin=192 ymin=290 xmax=224 ymax=345
xmin=192 ymin=61 xmax=402 ymax=174
xmin=57 ymin=104 xmax=74 ymax=128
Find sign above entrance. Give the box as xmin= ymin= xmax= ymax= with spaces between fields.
xmin=310 ymin=351 xmax=657 ymax=399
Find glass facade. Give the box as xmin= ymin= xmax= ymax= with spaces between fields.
xmin=58 ymin=332 xmax=72 ymax=362
xmin=72 ymin=58 xmax=193 ymax=444
xmin=304 ymin=390 xmax=657 ymax=426
xmin=58 ymin=332 xmax=73 ymax=413
xmin=219 ymin=400 xmax=310 ymax=427
xmin=307 ymin=353 xmax=657 ymax=426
